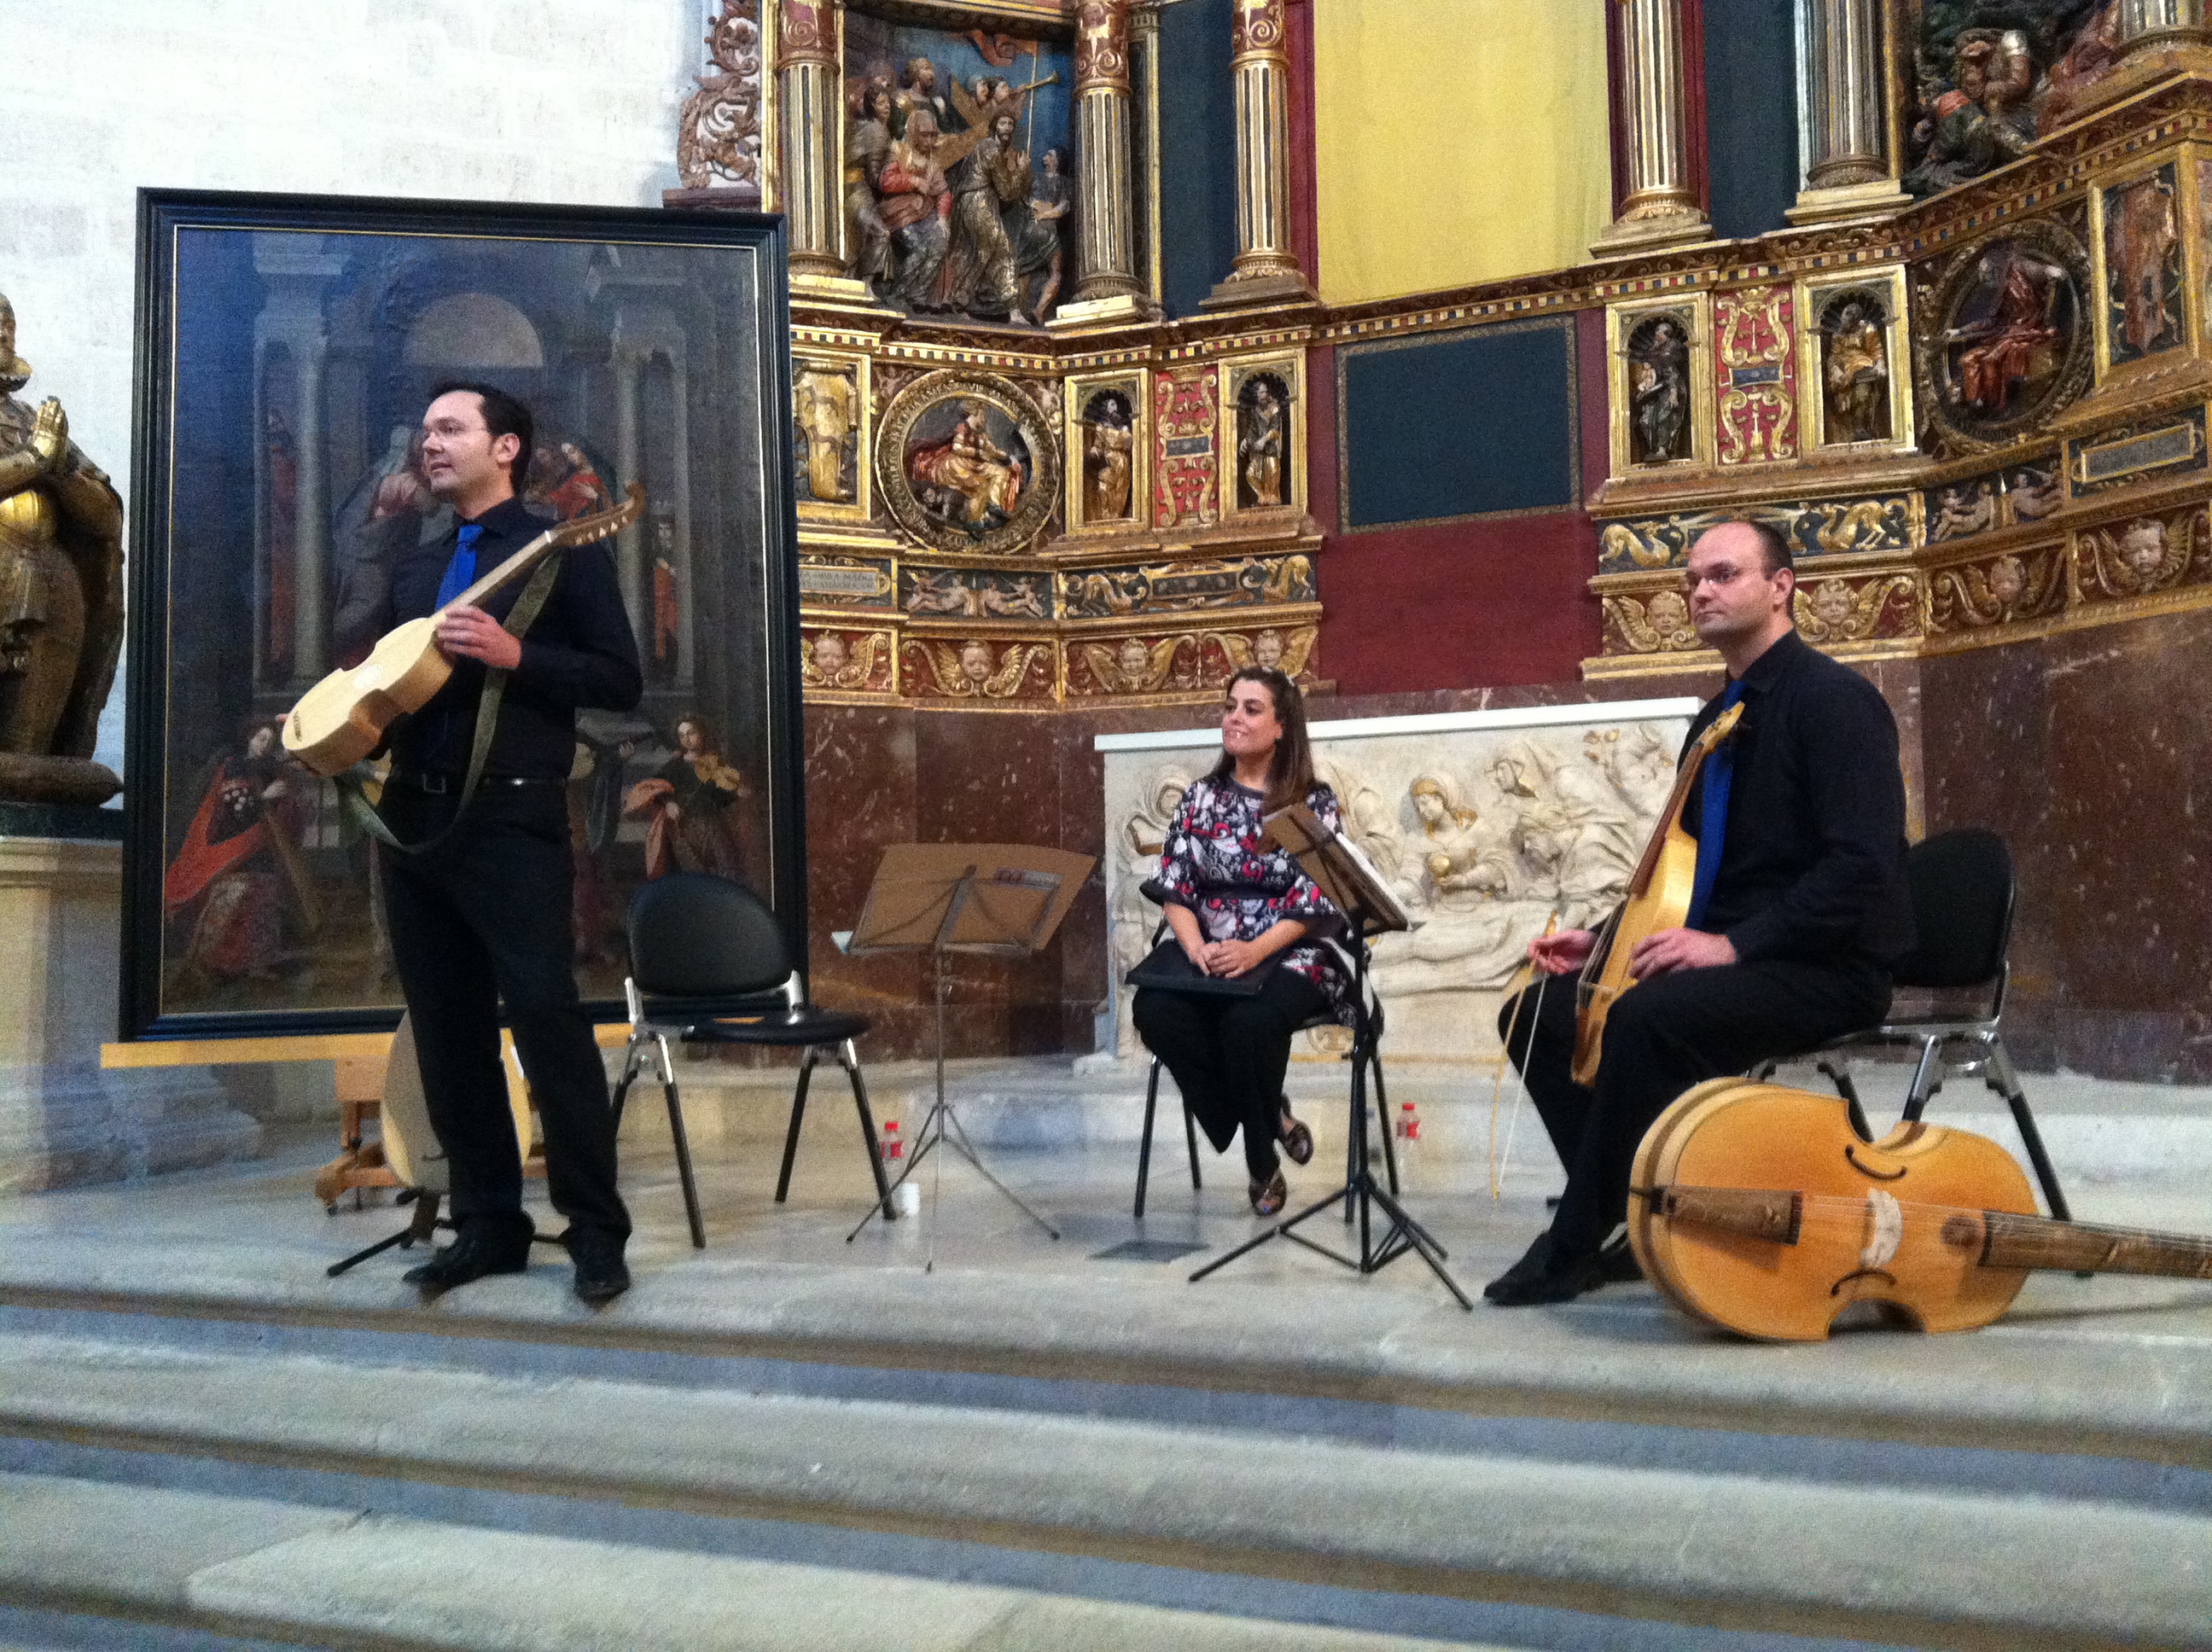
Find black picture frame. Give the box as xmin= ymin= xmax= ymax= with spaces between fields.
xmin=122 ymin=188 xmax=805 ymax=1042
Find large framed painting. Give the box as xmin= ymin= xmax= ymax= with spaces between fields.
xmin=122 ymin=189 xmax=805 ymax=1041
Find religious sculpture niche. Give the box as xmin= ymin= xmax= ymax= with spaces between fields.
xmin=0 ymin=292 xmax=124 ymax=806
xmin=876 ymin=371 xmax=1059 ymax=555
xmin=1079 ymin=388 xmax=1138 ymax=526
xmin=1918 ymin=224 xmax=2093 ymax=453
xmin=1903 ymin=3 xmax=2120 ymax=199
xmin=2100 ymin=163 xmax=2185 ymax=369
xmin=1231 ymin=371 xmax=1291 ymax=510
xmin=793 ymin=357 xmax=863 ymax=509
xmin=843 ymin=15 xmax=1074 ymax=324
xmin=1627 ymin=312 xmax=1695 ymax=466
xmin=1817 ymin=290 xmax=1894 ymax=446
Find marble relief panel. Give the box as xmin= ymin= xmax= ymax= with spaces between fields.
xmin=1714 ymin=285 xmax=1797 ymax=465
xmin=1101 ymin=703 xmax=1696 ymax=1062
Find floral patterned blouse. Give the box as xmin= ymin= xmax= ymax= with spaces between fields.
xmin=1154 ymin=776 xmax=1352 ymax=1023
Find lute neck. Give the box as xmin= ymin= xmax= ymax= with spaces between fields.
xmin=441 ymin=523 xmax=562 ymax=615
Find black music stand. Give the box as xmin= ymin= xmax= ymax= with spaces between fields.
xmin=1189 ymin=805 xmax=1472 ymax=1309
xmin=842 ymin=843 xmax=1095 ymax=1259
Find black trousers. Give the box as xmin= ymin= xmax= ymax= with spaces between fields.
xmin=1498 ymin=955 xmax=1889 ymax=1260
xmin=1132 ymin=969 xmax=1325 ymax=1182
xmin=379 ymin=784 xmax=630 ymax=1242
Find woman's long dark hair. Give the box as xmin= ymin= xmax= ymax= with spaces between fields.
xmin=1208 ymin=666 xmax=1315 ymax=815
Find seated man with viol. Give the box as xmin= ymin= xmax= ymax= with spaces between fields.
xmin=1489 ymin=518 xmax=1914 ymax=1306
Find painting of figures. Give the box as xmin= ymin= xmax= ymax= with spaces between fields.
xmin=843 ymin=15 xmax=1074 ymax=325
xmin=124 ymin=191 xmax=805 ymax=1038
xmin=1902 ymin=2 xmax=2118 ymax=198
xmin=2103 ymin=164 xmax=2184 ymax=367
xmin=1924 ymin=226 xmax=2092 ymax=447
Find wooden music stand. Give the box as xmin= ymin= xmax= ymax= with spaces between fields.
xmin=1188 ymin=803 xmax=1472 ymax=1309
xmin=841 ymin=842 xmax=1093 ymax=1257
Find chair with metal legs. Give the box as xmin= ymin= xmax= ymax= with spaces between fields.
xmin=612 ymin=873 xmax=894 ymax=1248
xmin=1756 ymin=828 xmax=2072 ymax=1220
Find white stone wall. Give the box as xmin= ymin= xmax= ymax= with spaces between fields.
xmin=1100 ymin=700 xmax=1702 ymax=1067
xmin=0 ymin=0 xmax=703 ymax=777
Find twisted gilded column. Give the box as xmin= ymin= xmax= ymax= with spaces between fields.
xmin=1788 ymin=0 xmax=1907 ymax=224
xmin=776 ymin=0 xmax=845 ymax=281
xmin=1205 ymin=0 xmax=1313 ymax=308
xmin=1065 ymin=0 xmax=1143 ymax=316
xmin=1592 ymin=0 xmax=1711 ymax=257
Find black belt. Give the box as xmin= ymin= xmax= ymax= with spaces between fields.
xmin=390 ymin=771 xmax=562 ymax=794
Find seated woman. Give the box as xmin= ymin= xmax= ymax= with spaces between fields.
xmin=1133 ymin=666 xmax=1348 ymax=1216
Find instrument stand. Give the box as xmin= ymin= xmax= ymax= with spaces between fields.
xmin=324 ymin=1190 xmax=568 ymax=1278
xmin=840 ymin=845 xmax=1094 ymax=1267
xmin=1187 ymin=806 xmax=1472 ymax=1310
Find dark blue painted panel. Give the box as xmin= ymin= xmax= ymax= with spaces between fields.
xmin=1158 ymin=0 xmax=1237 ymax=317
xmin=1703 ymin=0 xmax=1802 ymax=241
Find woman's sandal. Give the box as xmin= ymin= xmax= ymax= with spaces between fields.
xmin=1278 ymin=1102 xmax=1314 ymax=1166
xmin=1249 ymin=1168 xmax=1289 ymax=1217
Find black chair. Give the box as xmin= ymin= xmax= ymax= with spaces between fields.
xmin=1759 ymin=828 xmax=2071 ymax=1220
xmin=613 ymin=873 xmax=894 ymax=1248
xmin=1129 ymin=883 xmax=1397 ymax=1219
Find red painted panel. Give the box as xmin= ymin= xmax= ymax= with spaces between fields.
xmin=1286 ymin=0 xmax=1320 ymax=286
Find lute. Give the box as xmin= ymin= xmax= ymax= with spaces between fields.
xmin=282 ymin=485 xmax=642 ymax=778
xmin=1571 ymin=701 xmax=1743 ymax=1085
xmin=1627 ymin=1078 xmax=2212 ymax=1341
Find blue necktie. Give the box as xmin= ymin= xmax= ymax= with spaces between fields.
xmin=1684 ymin=679 xmax=1745 ymax=932
xmin=434 ymin=523 xmax=483 ymax=609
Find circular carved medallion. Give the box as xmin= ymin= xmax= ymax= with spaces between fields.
xmin=876 ymin=371 xmax=1059 ymax=556
xmin=1916 ymin=220 xmax=2093 ymax=454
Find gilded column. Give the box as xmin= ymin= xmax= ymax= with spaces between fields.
xmin=776 ymin=0 xmax=844 ymax=280
xmin=1789 ymin=0 xmax=1908 ymax=224
xmin=1205 ymin=0 xmax=1313 ymax=308
xmin=2119 ymin=0 xmax=2209 ymax=44
xmin=1065 ymin=0 xmax=1144 ymax=314
xmin=1592 ymin=0 xmax=1711 ymax=257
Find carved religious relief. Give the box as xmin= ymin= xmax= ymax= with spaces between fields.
xmin=899 ymin=566 xmax=1051 ymax=620
xmin=1814 ymin=292 xmax=1890 ymax=445
xmin=1074 ymin=0 xmax=1132 ymax=90
xmin=875 ymin=371 xmax=1059 ymax=556
xmin=800 ymin=628 xmax=895 ymax=693
xmin=1930 ymin=547 xmax=2066 ymax=632
xmin=1061 ymin=553 xmax=1315 ymax=620
xmin=1627 ymin=312 xmax=1695 ymax=465
xmin=1066 ymin=376 xmax=1143 ymax=530
xmin=2097 ymin=162 xmax=2186 ymax=371
xmin=1917 ymin=222 xmax=2093 ymax=456
xmin=677 ymin=0 xmax=765 ymax=191
xmin=792 ymin=354 xmax=865 ymax=515
xmin=1153 ymin=365 xmax=1220 ymax=529
xmin=2073 ymin=510 xmax=2209 ymax=603
xmin=1200 ymin=625 xmax=1316 ymax=685
xmin=1902 ymin=9 xmax=2120 ymax=200
xmin=1791 ymin=575 xmax=1921 ymax=647
xmin=902 ymin=637 xmax=1054 ymax=700
xmin=1223 ymin=355 xmax=1301 ymax=517
xmin=1925 ymin=478 xmax=2000 ymax=543
xmin=1602 ymin=590 xmax=1700 ymax=654
xmin=1070 ymin=633 xmax=1193 ymax=696
xmin=1714 ymin=286 xmax=1797 ymax=465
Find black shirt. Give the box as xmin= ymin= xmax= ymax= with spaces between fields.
xmin=1681 ymin=630 xmax=1913 ymax=967
xmin=368 ymin=496 xmax=643 ymax=778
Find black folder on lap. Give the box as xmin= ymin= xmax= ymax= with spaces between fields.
xmin=1125 ymin=939 xmax=1266 ymax=998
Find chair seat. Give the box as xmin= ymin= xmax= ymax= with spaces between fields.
xmin=649 ymin=1003 xmax=871 ymax=1046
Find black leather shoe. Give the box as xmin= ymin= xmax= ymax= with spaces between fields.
xmin=566 ymin=1227 xmax=631 ymax=1304
xmin=1595 ymin=1233 xmax=1643 ymax=1284
xmin=1482 ymin=1230 xmax=1604 ymax=1307
xmin=403 ymin=1221 xmax=532 ymax=1294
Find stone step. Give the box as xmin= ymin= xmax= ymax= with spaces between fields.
xmin=0 ymin=1470 xmax=1490 ymax=1652
xmin=3 ymin=1327 xmax=2209 ymax=1649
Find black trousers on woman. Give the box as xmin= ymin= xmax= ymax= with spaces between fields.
xmin=1132 ymin=969 xmax=1327 ymax=1183
xmin=1498 ymin=955 xmax=1889 ymax=1262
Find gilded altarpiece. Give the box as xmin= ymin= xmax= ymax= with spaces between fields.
xmin=738 ymin=0 xmax=1323 ymax=713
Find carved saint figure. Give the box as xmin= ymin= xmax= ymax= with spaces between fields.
xmin=622 ymin=714 xmax=751 ymax=881
xmin=1821 ymin=297 xmax=1890 ymax=445
xmin=1947 ymin=253 xmax=2066 ymax=416
xmin=877 ymin=108 xmax=954 ymax=311
xmin=2108 ymin=171 xmax=2179 ymax=358
xmin=0 ymin=292 xmax=123 ymax=792
xmin=1082 ymin=392 xmax=1134 ymax=523
xmin=939 ymin=96 xmax=1023 ymax=320
xmin=1905 ymin=32 xmax=2034 ymax=198
xmin=1627 ymin=317 xmax=1691 ymax=464
xmin=1237 ymin=376 xmax=1287 ymax=509
xmin=794 ymin=365 xmax=860 ymax=503
xmin=845 ymin=79 xmax=898 ymax=288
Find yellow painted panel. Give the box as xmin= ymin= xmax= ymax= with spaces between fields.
xmin=1314 ymin=0 xmax=1614 ymax=304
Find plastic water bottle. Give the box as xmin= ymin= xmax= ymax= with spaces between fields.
xmin=1395 ymin=1101 xmax=1421 ymax=1153
xmin=879 ymin=1119 xmax=903 ymax=1164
